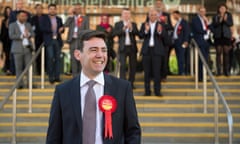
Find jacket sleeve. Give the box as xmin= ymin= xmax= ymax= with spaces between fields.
xmin=223 ymin=13 xmax=233 ymax=27
xmin=39 ymin=16 xmax=52 ymax=34
xmin=183 ymin=21 xmax=190 ymax=42
xmin=124 ymin=82 xmax=141 ymax=144
xmin=130 ymin=22 xmax=139 ymax=37
xmin=9 ymin=23 xmax=22 ymax=40
xmin=191 ymin=17 xmax=206 ymax=35
xmin=46 ymin=86 xmax=63 ymax=144
xmin=112 ymin=22 xmax=125 ymax=37
xmin=139 ymin=23 xmax=149 ymax=39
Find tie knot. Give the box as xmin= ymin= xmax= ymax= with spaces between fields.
xmin=87 ymin=80 xmax=96 ymax=88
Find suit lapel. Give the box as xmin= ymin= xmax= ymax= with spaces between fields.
xmin=70 ymin=76 xmax=83 ymax=134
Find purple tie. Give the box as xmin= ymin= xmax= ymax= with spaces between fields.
xmin=82 ymin=80 xmax=97 ymax=144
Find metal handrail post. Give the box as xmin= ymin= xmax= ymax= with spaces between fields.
xmin=194 ymin=46 xmax=199 ymax=89
xmin=11 ymin=89 xmax=17 ymax=144
xmin=214 ymin=90 xmax=219 ymax=144
xmin=190 ymin=46 xmax=194 ymax=76
xmin=28 ymin=65 xmax=33 ymax=113
xmin=203 ymin=66 xmax=207 ymax=113
xmin=41 ymin=46 xmax=45 ymax=89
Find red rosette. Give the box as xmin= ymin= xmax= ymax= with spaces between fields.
xmin=98 ymin=95 xmax=117 ymax=139
xmin=77 ymin=16 xmax=83 ymax=27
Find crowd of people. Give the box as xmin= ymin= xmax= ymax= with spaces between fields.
xmin=0 ymin=0 xmax=240 ymax=95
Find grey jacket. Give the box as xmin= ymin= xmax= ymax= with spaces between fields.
xmin=9 ymin=21 xmax=34 ymax=53
xmin=64 ymin=15 xmax=89 ymax=43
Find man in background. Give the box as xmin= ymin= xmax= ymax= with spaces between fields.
xmin=113 ymin=8 xmax=139 ymax=89
xmin=64 ymin=3 xmax=89 ymax=77
xmin=40 ymin=4 xmax=64 ymax=84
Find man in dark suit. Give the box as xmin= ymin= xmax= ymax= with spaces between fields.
xmin=191 ymin=7 xmax=211 ymax=81
xmin=40 ymin=4 xmax=64 ymax=84
xmin=30 ymin=4 xmax=44 ymax=75
xmin=155 ymin=0 xmax=174 ymax=81
xmin=172 ymin=10 xmax=190 ymax=75
xmin=112 ymin=8 xmax=139 ymax=89
xmin=64 ymin=3 xmax=89 ymax=77
xmin=46 ymin=30 xmax=141 ymax=144
xmin=139 ymin=8 xmax=169 ymax=96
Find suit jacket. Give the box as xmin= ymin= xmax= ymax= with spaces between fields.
xmin=9 ymin=10 xmax=31 ymax=24
xmin=9 ymin=21 xmax=34 ymax=54
xmin=173 ymin=19 xmax=190 ymax=47
xmin=191 ymin=15 xmax=210 ymax=47
xmin=212 ymin=12 xmax=233 ymax=39
xmin=112 ymin=21 xmax=139 ymax=53
xmin=39 ymin=15 xmax=64 ymax=47
xmin=30 ymin=14 xmax=45 ymax=46
xmin=46 ymin=74 xmax=141 ymax=144
xmin=64 ymin=15 xmax=89 ymax=43
xmin=139 ymin=21 xmax=168 ymax=56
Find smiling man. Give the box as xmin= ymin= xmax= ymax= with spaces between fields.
xmin=46 ymin=30 xmax=141 ymax=144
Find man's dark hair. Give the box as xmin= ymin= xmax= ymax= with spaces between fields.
xmin=35 ymin=4 xmax=43 ymax=9
xmin=16 ymin=10 xmax=28 ymax=16
xmin=172 ymin=10 xmax=181 ymax=15
xmin=48 ymin=3 xmax=57 ymax=9
xmin=78 ymin=30 xmax=106 ymax=52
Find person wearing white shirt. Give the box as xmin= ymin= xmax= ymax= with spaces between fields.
xmin=9 ymin=10 xmax=34 ymax=88
xmin=191 ymin=7 xmax=211 ymax=81
xmin=139 ymin=8 xmax=169 ymax=96
xmin=112 ymin=8 xmax=139 ymax=89
xmin=46 ymin=30 xmax=141 ymax=144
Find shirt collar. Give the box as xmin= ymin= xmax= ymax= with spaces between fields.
xmin=16 ymin=20 xmax=24 ymax=26
xmin=80 ymin=71 xmax=105 ymax=87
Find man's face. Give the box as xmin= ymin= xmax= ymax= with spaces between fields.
xmin=78 ymin=37 xmax=108 ymax=78
xmin=74 ymin=5 xmax=82 ymax=15
xmin=199 ymin=8 xmax=206 ymax=17
xmin=155 ymin=0 xmax=163 ymax=11
xmin=149 ymin=10 xmax=158 ymax=22
xmin=17 ymin=12 xmax=27 ymax=23
xmin=121 ymin=10 xmax=131 ymax=21
xmin=36 ymin=6 xmax=43 ymax=15
xmin=48 ymin=6 xmax=57 ymax=16
xmin=16 ymin=0 xmax=23 ymax=10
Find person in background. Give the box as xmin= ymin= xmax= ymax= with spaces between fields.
xmin=9 ymin=0 xmax=31 ymax=24
xmin=112 ymin=8 xmax=139 ymax=89
xmin=0 ymin=6 xmax=12 ymax=75
xmin=172 ymin=10 xmax=190 ymax=75
xmin=191 ymin=7 xmax=211 ymax=81
xmin=139 ymin=8 xmax=169 ymax=96
xmin=30 ymin=4 xmax=44 ymax=75
xmin=96 ymin=14 xmax=116 ymax=73
xmin=46 ymin=30 xmax=141 ymax=143
xmin=64 ymin=3 xmax=89 ymax=77
xmin=9 ymin=10 xmax=34 ymax=89
xmin=212 ymin=3 xmax=233 ymax=76
xmin=154 ymin=0 xmax=174 ymax=82
xmin=40 ymin=4 xmax=64 ymax=84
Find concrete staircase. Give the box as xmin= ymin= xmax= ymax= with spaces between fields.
xmin=0 ymin=74 xmax=240 ymax=144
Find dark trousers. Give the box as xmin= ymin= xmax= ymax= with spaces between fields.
xmin=161 ymin=46 xmax=171 ymax=79
xmin=34 ymin=37 xmax=43 ymax=75
xmin=174 ymin=44 xmax=187 ymax=75
xmin=198 ymin=41 xmax=209 ymax=80
xmin=119 ymin=45 xmax=136 ymax=86
xmin=46 ymin=39 xmax=61 ymax=82
xmin=143 ymin=47 xmax=162 ymax=95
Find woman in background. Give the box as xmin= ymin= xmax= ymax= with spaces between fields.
xmin=0 ymin=6 xmax=12 ymax=75
xmin=212 ymin=4 xmax=233 ymax=76
xmin=96 ymin=14 xmax=116 ymax=73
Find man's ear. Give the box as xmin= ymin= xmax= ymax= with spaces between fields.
xmin=74 ymin=49 xmax=81 ymax=61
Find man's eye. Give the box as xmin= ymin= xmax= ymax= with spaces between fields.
xmin=102 ymin=49 xmax=108 ymax=52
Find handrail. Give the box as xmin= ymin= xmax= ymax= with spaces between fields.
xmin=0 ymin=43 xmax=44 ymax=144
xmin=0 ymin=43 xmax=44 ymax=110
xmin=190 ymin=39 xmax=233 ymax=144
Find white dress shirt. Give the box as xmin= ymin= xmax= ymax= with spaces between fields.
xmin=149 ymin=21 xmax=157 ymax=47
xmin=17 ymin=21 xmax=29 ymax=46
xmin=173 ymin=19 xmax=182 ymax=40
xmin=198 ymin=15 xmax=210 ymax=40
xmin=124 ymin=21 xmax=131 ymax=45
xmin=73 ymin=15 xmax=81 ymax=38
xmin=80 ymin=72 xmax=104 ymax=144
